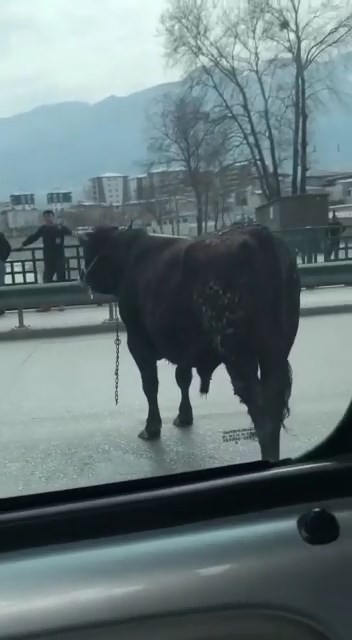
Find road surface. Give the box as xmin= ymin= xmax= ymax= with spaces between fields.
xmin=0 ymin=313 xmax=351 ymax=497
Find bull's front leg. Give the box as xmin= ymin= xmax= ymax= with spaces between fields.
xmin=127 ymin=332 xmax=162 ymax=441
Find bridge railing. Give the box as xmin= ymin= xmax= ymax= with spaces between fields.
xmin=6 ymin=225 xmax=352 ymax=285
xmin=272 ymin=225 xmax=352 ymax=264
xmin=5 ymin=244 xmax=83 ymax=285
xmin=0 ymin=260 xmax=352 ymax=332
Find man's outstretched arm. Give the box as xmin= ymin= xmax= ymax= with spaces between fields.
xmin=22 ymin=227 xmax=43 ymax=247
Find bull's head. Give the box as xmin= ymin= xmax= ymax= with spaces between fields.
xmin=79 ymin=223 xmax=133 ymax=295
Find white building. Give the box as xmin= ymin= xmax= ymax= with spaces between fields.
xmin=6 ymin=208 xmax=41 ymax=230
xmin=46 ymin=189 xmax=73 ymax=212
xmin=327 ymin=178 xmax=352 ymax=204
xmin=87 ymin=173 xmax=128 ymax=206
xmin=128 ymin=175 xmax=145 ymax=202
xmin=10 ymin=193 xmax=36 ymax=210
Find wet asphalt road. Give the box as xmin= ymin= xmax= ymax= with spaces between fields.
xmin=1 ymin=313 xmax=351 ymax=498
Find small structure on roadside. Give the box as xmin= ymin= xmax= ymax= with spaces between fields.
xmin=255 ymin=194 xmax=329 ymax=263
xmin=255 ymin=193 xmax=329 ymax=230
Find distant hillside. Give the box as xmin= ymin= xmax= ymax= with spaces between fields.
xmin=0 ymin=57 xmax=351 ymax=199
xmin=0 ymin=82 xmax=179 ymax=199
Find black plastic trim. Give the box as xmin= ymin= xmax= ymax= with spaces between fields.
xmin=0 ymin=457 xmax=351 ymax=553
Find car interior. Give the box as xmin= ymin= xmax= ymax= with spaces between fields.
xmin=0 ymin=400 xmax=351 ymax=640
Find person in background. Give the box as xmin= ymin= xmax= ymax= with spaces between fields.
xmin=327 ymin=210 xmax=346 ymax=261
xmin=0 ymin=232 xmax=11 ymax=316
xmin=21 ymin=209 xmax=72 ymax=312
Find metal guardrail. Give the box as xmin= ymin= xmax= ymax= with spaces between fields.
xmin=0 ymin=260 xmax=352 ymax=331
xmin=5 ymin=225 xmax=352 ymax=286
xmin=0 ymin=282 xmax=113 ymax=309
xmin=0 ymin=282 xmax=115 ymax=330
xmin=272 ymin=225 xmax=352 ymax=264
xmin=6 ymin=244 xmax=83 ymax=285
xmin=299 ymin=261 xmax=352 ymax=287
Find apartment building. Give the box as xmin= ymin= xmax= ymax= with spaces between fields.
xmin=88 ymin=173 xmax=128 ymax=205
xmin=10 ymin=193 xmax=36 ymax=210
xmin=47 ymin=190 xmax=73 ymax=212
xmin=128 ymin=175 xmax=145 ymax=202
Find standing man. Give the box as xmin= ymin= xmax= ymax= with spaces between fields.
xmin=21 ymin=209 xmax=72 ymax=311
xmin=327 ymin=210 xmax=346 ymax=261
xmin=0 ymin=231 xmax=11 ymax=316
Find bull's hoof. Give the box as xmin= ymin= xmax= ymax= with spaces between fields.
xmin=173 ymin=415 xmax=193 ymax=428
xmin=138 ymin=428 xmax=161 ymax=441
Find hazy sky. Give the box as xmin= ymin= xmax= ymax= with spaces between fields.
xmin=0 ymin=0 xmax=178 ymax=117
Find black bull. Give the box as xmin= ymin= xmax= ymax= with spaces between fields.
xmin=80 ymin=224 xmax=300 ymax=461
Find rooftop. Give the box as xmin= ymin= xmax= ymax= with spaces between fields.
xmin=128 ymin=174 xmax=147 ymax=180
xmin=256 ymin=192 xmax=329 ymax=210
xmin=149 ymin=166 xmax=184 ymax=174
xmin=99 ymin=172 xmax=127 ymax=178
xmin=10 ymin=192 xmax=34 ymax=195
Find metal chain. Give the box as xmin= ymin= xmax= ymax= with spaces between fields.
xmin=114 ymin=302 xmax=121 ymax=406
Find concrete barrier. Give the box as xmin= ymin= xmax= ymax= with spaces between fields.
xmin=0 ymin=261 xmax=351 ymax=339
xmin=0 ymin=260 xmax=351 ymax=312
xmin=0 ymin=281 xmax=113 ymax=310
xmin=299 ymin=261 xmax=352 ymax=288
xmin=0 ymin=282 xmax=115 ymax=331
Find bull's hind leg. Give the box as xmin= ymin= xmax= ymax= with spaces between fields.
xmin=173 ymin=365 xmax=193 ymax=427
xmin=224 ymin=353 xmax=275 ymax=461
xmin=259 ymin=358 xmax=293 ymax=461
xmin=127 ymin=333 xmax=162 ymax=441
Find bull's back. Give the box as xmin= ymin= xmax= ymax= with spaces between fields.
xmin=188 ymin=227 xmax=300 ymax=358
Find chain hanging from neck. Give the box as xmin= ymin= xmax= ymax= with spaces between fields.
xmin=113 ymin=301 xmax=121 ymax=406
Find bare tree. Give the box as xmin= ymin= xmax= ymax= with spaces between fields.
xmin=139 ymin=175 xmax=167 ymax=233
xmin=147 ymin=83 xmax=232 ymax=235
xmin=161 ymin=0 xmax=352 ymax=199
xmin=266 ymin=0 xmax=352 ymax=193
xmin=160 ymin=0 xmax=287 ymax=200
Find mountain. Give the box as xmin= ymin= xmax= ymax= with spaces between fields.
xmin=0 ymin=61 xmax=351 ymax=199
xmin=0 ymin=81 xmax=179 ymax=199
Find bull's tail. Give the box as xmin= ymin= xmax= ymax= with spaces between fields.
xmin=272 ymin=360 xmax=293 ymax=428
xmin=280 ymin=258 xmax=300 ymax=426
xmin=284 ymin=361 xmax=293 ymax=420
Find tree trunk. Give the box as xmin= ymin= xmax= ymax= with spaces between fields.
xmin=299 ymin=71 xmax=308 ymax=194
xmin=195 ymin=193 xmax=203 ymax=236
xmin=204 ymin=188 xmax=209 ymax=233
xmin=174 ymin=197 xmax=180 ymax=236
xmin=213 ymin=199 xmax=220 ymax=230
xmin=291 ymin=66 xmax=301 ymax=195
xmin=255 ymin=71 xmax=281 ymax=198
